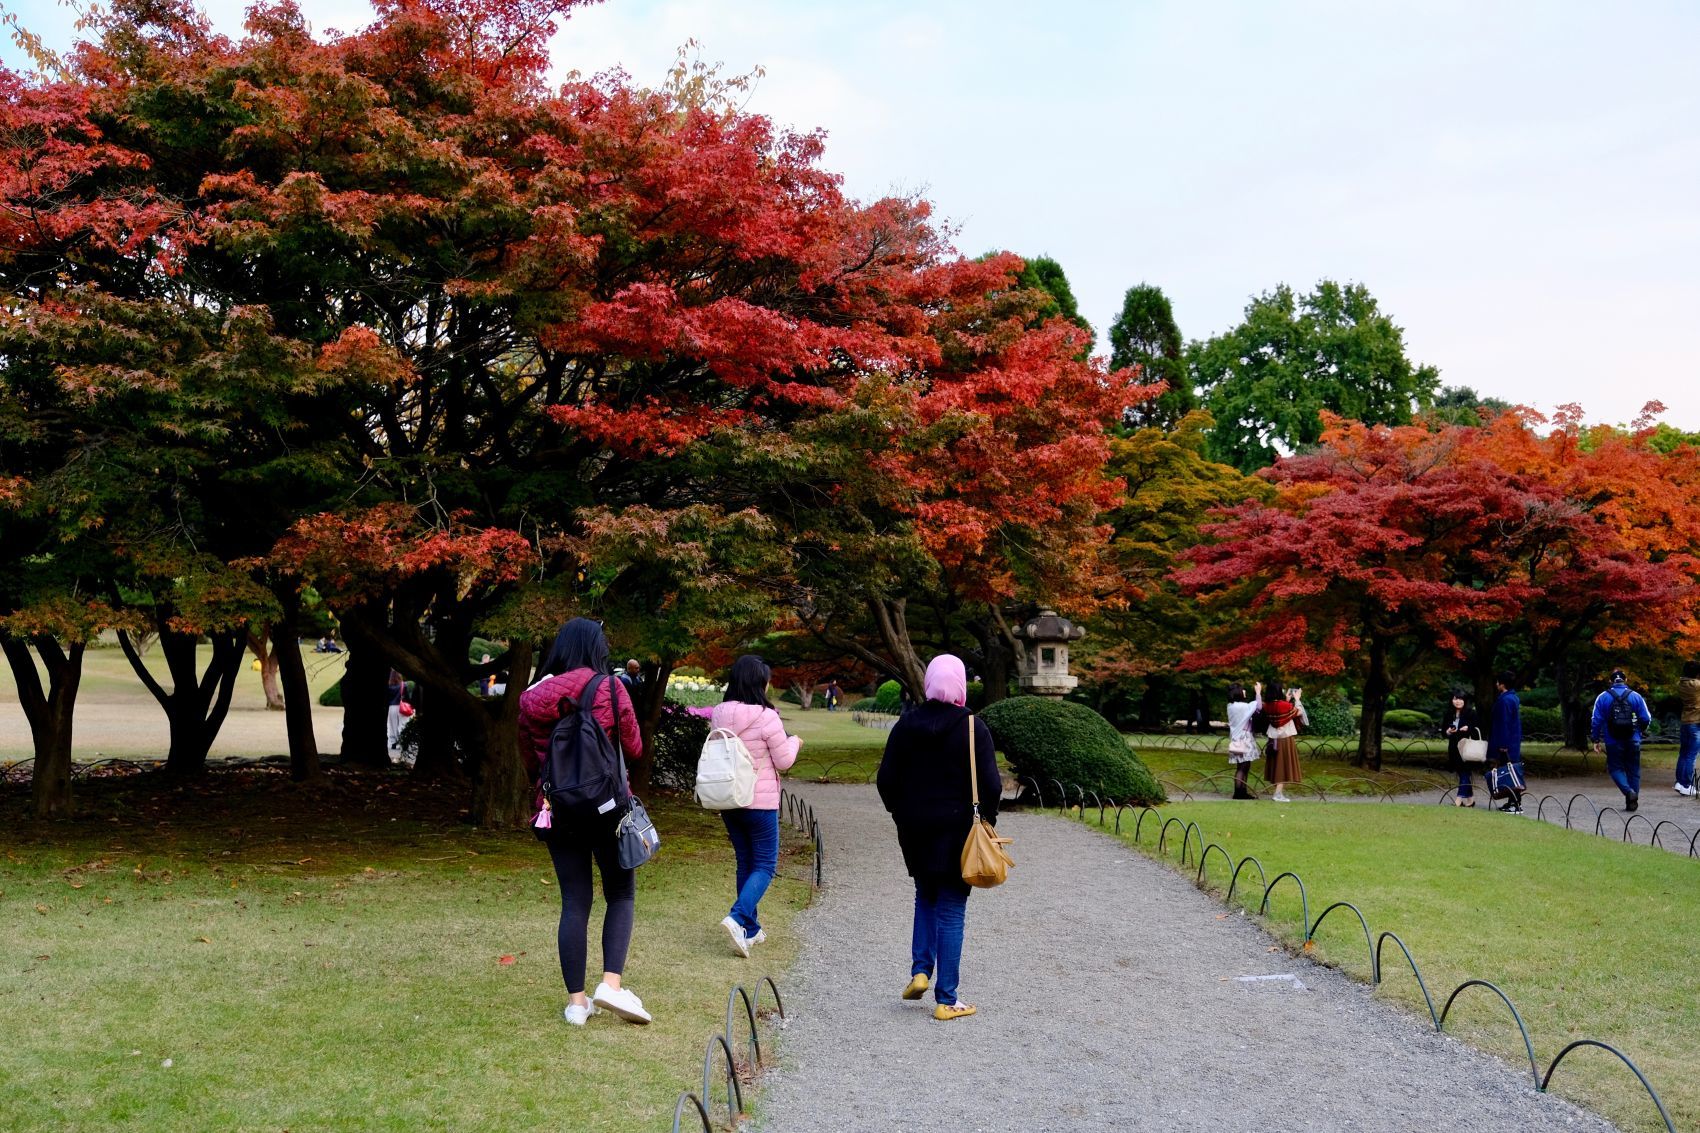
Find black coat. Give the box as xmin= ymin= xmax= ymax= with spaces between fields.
xmin=876 ymin=701 xmax=1000 ymax=880
xmin=1443 ymin=705 xmax=1480 ymax=770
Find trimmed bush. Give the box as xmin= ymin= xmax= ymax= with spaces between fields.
xmin=1302 ymin=689 xmax=1354 ymax=738
xmin=1521 ymin=705 xmax=1563 ymax=736
xmin=1382 ymin=708 xmax=1434 ymax=733
xmin=650 ymin=701 xmax=711 ymax=791
xmin=847 ymin=696 xmax=880 ymax=714
xmin=874 ymin=680 xmax=903 ymax=711
xmin=982 ymin=696 xmax=1164 ymax=805
xmin=319 ymin=678 xmax=343 ymax=708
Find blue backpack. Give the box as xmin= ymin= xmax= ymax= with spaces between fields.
xmin=541 ymin=675 xmax=629 ymax=827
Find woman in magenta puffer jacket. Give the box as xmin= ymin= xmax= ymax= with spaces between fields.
xmin=709 ymin=655 xmax=801 ymax=957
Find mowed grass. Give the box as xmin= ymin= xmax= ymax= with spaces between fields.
xmin=0 ymin=774 xmax=809 ymax=1132
xmin=1086 ymin=801 xmax=1700 ymax=1132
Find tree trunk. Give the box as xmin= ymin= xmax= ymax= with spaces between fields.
xmin=120 ymin=623 xmax=246 ymax=776
xmin=870 ymin=597 xmax=927 ymax=701
xmin=1355 ymin=637 xmax=1390 ymax=772
xmin=626 ymin=656 xmax=673 ymax=799
xmin=336 ymin=621 xmax=392 ymax=768
xmin=470 ymin=640 xmax=534 ymax=828
xmin=977 ymin=618 xmax=1012 ymax=705
xmin=2 ymin=637 xmax=84 ymax=819
xmin=271 ymin=603 xmax=319 ymax=781
xmin=790 ymin=682 xmax=816 ymax=710
xmin=248 ymin=627 xmax=284 ymax=711
xmin=1556 ymin=657 xmax=1590 ymax=750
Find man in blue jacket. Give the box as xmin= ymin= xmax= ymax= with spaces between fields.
xmin=1591 ymin=668 xmax=1654 ymax=812
xmin=1489 ymin=671 xmax=1526 ymax=814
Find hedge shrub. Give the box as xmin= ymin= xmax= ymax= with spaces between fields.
xmin=650 ymin=701 xmax=711 ymax=791
xmin=1520 ymin=705 xmax=1563 ymax=736
xmin=319 ymin=678 xmax=343 ymax=708
xmin=874 ymin=680 xmax=903 ymax=711
xmin=981 ymin=696 xmax=1164 ymax=805
xmin=848 ymin=697 xmax=880 ymax=714
xmin=1382 ymin=708 xmax=1434 ymax=733
xmin=1301 ymin=690 xmax=1354 ymax=738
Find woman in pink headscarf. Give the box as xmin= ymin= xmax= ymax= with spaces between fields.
xmin=875 ymin=655 xmax=1001 ymax=1022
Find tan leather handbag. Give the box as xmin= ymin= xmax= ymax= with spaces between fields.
xmin=959 ymin=715 xmax=1013 ymax=888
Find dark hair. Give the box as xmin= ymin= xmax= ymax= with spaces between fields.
xmin=539 ymin=618 xmax=609 ymax=678
xmin=1227 ymin=683 xmax=1249 ymax=704
xmin=1496 ymin=670 xmax=1517 ymax=689
xmin=1610 ymin=668 xmax=1627 ymax=683
xmin=723 ymin=654 xmax=774 ymax=709
xmin=1265 ymin=681 xmax=1288 ymax=703
xmin=1685 ymin=661 xmax=1700 ymax=679
xmin=1450 ymin=688 xmax=1469 ymax=703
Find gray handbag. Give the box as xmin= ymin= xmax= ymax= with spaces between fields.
xmin=613 ymin=735 xmax=659 ymax=868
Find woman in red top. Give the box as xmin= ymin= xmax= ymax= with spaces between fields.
xmin=517 ymin=618 xmax=649 ymax=1027
xmin=1261 ymin=682 xmax=1307 ymax=803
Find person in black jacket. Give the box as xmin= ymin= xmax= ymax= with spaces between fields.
xmin=875 ymin=654 xmax=1000 ymax=1022
xmin=1443 ymin=689 xmax=1481 ymax=807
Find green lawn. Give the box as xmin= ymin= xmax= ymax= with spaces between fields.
xmin=1086 ymin=801 xmax=1700 ymax=1132
xmin=0 ymin=775 xmax=809 ymax=1132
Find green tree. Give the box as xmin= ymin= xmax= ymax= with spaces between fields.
xmin=1191 ymin=281 xmax=1440 ymax=471
xmin=1109 ymin=283 xmax=1195 ymax=428
xmin=1424 ymin=385 xmax=1512 ymax=427
xmin=1012 ymin=254 xmax=1094 ymax=338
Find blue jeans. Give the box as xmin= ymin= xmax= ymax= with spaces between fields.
xmin=721 ymin=808 xmax=780 ymax=936
xmin=1604 ymin=738 xmax=1642 ymax=798
xmin=911 ymin=877 xmax=971 ymax=1006
xmin=1456 ymin=766 xmax=1474 ymax=799
xmin=1678 ymin=724 xmax=1700 ymax=789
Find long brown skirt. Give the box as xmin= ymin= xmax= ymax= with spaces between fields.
xmin=1267 ymin=736 xmax=1303 ymax=784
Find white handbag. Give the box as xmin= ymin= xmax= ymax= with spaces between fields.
xmin=1458 ymin=728 xmax=1489 ymax=763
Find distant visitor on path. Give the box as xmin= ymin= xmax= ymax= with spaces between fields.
xmin=1261 ymin=682 xmax=1306 ymax=803
xmin=709 ymin=654 xmax=801 ymax=958
xmin=1678 ymin=661 xmax=1700 ymax=798
xmin=1444 ymin=689 xmax=1481 ymax=807
xmin=875 ymin=655 xmax=1000 ymax=1021
xmin=1488 ymin=672 xmax=1526 ymax=814
xmin=518 ymin=617 xmax=652 ymax=1027
xmin=386 ymin=670 xmax=405 ymax=752
xmin=1590 ymin=668 xmax=1653 ymax=813
xmin=1225 ymin=682 xmax=1261 ymax=799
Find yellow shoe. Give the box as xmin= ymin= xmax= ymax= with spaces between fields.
xmin=933 ymin=1002 xmax=976 ymax=1021
xmin=901 ymin=974 xmax=930 ymax=1001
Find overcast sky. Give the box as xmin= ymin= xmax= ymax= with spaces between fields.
xmin=9 ymin=0 xmax=1697 ymax=427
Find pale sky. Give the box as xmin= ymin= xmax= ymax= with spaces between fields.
xmin=8 ymin=0 xmax=1698 ymax=427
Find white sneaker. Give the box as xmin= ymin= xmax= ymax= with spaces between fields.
xmin=1272 ymin=791 xmax=1290 ymax=803
xmin=1676 ymin=783 xmax=1696 ymax=797
xmin=591 ymin=982 xmax=651 ymax=1025
xmin=563 ymin=1000 xmax=598 ymax=1026
xmin=749 ymin=929 xmax=767 ymax=946
xmin=721 ymin=915 xmax=751 ymax=958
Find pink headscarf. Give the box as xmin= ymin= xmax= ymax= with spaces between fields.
xmin=923 ymin=654 xmax=968 ymax=707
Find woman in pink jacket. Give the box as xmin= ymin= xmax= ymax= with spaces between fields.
xmin=709 ymin=655 xmax=801 ymax=957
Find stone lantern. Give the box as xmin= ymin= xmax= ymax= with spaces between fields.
xmin=1013 ymin=609 xmax=1085 ymax=698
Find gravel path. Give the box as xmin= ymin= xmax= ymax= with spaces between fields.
xmin=754 ymin=783 xmax=1615 ymax=1133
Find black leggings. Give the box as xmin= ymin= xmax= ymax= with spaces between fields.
xmin=545 ymin=835 xmax=636 ymax=995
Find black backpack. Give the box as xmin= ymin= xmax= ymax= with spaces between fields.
xmin=1606 ymin=687 xmax=1639 ymax=740
xmin=541 ymin=675 xmax=629 ymax=827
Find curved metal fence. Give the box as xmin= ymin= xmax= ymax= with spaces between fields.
xmin=670 ymin=976 xmax=789 ymax=1132
xmin=1076 ymin=795 xmax=1677 ymax=1132
xmin=1439 ymin=786 xmax=1700 ymax=861
xmin=778 ymin=788 xmax=824 ymax=889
